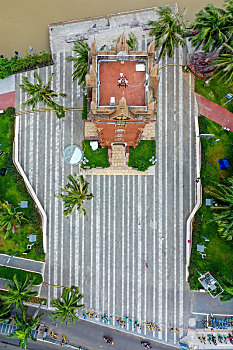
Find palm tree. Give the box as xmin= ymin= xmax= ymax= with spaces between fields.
xmin=8 ymin=306 xmax=43 ymax=349
xmin=213 ymin=43 xmax=233 ymax=84
xmin=1 ymin=274 xmax=38 ymax=310
xmin=215 ymin=276 xmax=233 ymax=302
xmin=18 ymin=72 xmax=66 ymax=118
xmin=126 ymin=32 xmax=137 ymax=51
xmin=50 ymin=285 xmax=84 ymax=326
xmin=205 ymin=177 xmax=233 ymax=240
xmin=0 ymin=301 xmax=12 ymax=322
xmin=189 ymin=4 xmax=228 ymax=52
xmin=66 ymin=41 xmax=90 ymax=85
xmin=0 ymin=201 xmax=27 ymax=238
xmin=148 ymin=6 xmax=187 ymax=60
xmin=58 ymin=174 xmax=93 ymax=218
xmin=225 ymin=0 xmax=233 ymax=27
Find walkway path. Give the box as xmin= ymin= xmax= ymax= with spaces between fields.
xmin=15 ymin=41 xmax=197 ymax=345
xmin=0 ymin=254 xmax=44 ymax=274
xmin=0 ymin=75 xmax=15 ymax=109
xmin=195 ymin=93 xmax=233 ymax=130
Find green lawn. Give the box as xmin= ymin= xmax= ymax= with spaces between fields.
xmin=0 ymin=266 xmax=42 ymax=285
xmin=0 ymin=111 xmax=44 ymax=261
xmin=81 ymin=139 xmax=110 ymax=168
xmin=128 ymin=140 xmax=156 ymax=171
xmin=188 ymin=116 xmax=233 ymax=290
xmin=195 ymin=77 xmax=233 ymax=113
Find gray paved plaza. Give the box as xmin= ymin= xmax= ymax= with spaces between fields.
xmin=15 ymin=36 xmax=197 ymax=345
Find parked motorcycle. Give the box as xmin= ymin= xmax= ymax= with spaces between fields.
xmin=103 ymin=337 xmax=114 ymax=345
xmin=141 ymin=341 xmax=152 ymax=349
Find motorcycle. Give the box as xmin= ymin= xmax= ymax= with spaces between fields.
xmin=103 ymin=337 xmax=114 ymax=345
xmin=223 ymin=335 xmax=228 ymax=344
xmin=141 ymin=341 xmax=152 ymax=349
xmin=218 ymin=334 xmax=223 ymax=344
xmin=211 ymin=335 xmax=217 ymax=346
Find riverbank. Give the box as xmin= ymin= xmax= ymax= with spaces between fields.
xmin=0 ymin=0 xmax=223 ymax=56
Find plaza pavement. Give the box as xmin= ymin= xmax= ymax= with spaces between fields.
xmin=15 ymin=38 xmax=197 ymax=346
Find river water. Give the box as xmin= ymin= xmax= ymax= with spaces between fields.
xmin=0 ymin=0 xmax=222 ymax=56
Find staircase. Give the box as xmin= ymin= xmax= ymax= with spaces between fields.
xmin=110 ymin=144 xmax=127 ymax=168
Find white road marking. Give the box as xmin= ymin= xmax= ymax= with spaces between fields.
xmin=96 ymin=175 xmax=100 ymax=311
xmin=178 ymin=45 xmax=184 ymax=338
xmin=157 ymin=57 xmax=163 ymax=340
xmin=112 ymin=175 xmax=116 ymax=326
xmin=121 ymin=176 xmax=125 ymax=318
xmin=164 ymin=54 xmax=168 ymax=343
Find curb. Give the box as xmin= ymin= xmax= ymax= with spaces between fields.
xmin=13 ymin=115 xmax=47 ymax=254
xmin=186 ymin=111 xmax=202 ymax=281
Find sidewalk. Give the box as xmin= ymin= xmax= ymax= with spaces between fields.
xmin=0 ymin=75 xmax=15 ymax=109
xmin=192 ymin=291 xmax=233 ymax=316
xmin=195 ymin=93 xmax=233 ymax=130
xmin=0 ymin=254 xmax=44 ymax=274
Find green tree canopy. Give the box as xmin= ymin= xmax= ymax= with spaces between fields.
xmin=66 ymin=41 xmax=90 ymax=85
xmin=0 ymin=201 xmax=27 ymax=238
xmin=0 ymin=274 xmax=38 ymax=310
xmin=126 ymin=32 xmax=137 ymax=51
xmin=58 ymin=174 xmax=93 ymax=218
xmin=0 ymin=300 xmax=12 ymax=323
xmin=50 ymin=285 xmax=84 ymax=326
xmin=206 ymin=177 xmax=233 ymax=240
xmin=189 ymin=4 xmax=229 ymax=52
xmin=8 ymin=306 xmax=43 ymax=349
xmin=213 ymin=43 xmax=233 ymax=84
xmin=148 ymin=6 xmax=187 ymax=60
xmin=18 ymin=72 xmax=66 ymax=118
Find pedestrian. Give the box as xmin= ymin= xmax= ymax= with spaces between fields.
xmin=145 ymin=263 xmax=148 ymax=268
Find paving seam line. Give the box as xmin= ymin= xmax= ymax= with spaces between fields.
xmin=185 ymin=112 xmax=202 ymax=281
xmin=13 ymin=115 xmax=47 ymax=255
xmin=48 ymin=4 xmax=177 ymax=27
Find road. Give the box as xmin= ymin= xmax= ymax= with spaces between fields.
xmin=0 ymin=317 xmax=179 ymax=350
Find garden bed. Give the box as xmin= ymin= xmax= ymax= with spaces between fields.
xmin=195 ymin=77 xmax=233 ymax=113
xmin=188 ymin=116 xmax=233 ymax=290
xmin=0 ymin=109 xmax=44 ymax=261
xmin=81 ymin=140 xmax=110 ymax=168
xmin=0 ymin=52 xmax=53 ymax=79
xmin=82 ymin=94 xmax=87 ymax=120
xmin=0 ymin=266 xmax=42 ymax=285
xmin=128 ymin=140 xmax=156 ymax=171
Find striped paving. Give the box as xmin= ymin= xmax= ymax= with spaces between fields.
xmin=15 ymin=42 xmax=197 ymax=345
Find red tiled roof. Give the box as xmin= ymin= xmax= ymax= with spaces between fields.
xmin=98 ymin=61 xmax=145 ymax=106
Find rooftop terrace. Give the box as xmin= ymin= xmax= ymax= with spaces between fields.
xmin=98 ymin=61 xmax=146 ymax=107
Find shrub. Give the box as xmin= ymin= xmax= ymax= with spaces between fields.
xmin=0 ymin=53 xmax=53 ymax=79
xmin=4 ymin=107 xmax=15 ymax=117
xmin=82 ymin=93 xmax=87 ymax=120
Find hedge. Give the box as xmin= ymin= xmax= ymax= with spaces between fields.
xmin=0 ymin=266 xmax=43 ymax=285
xmin=0 ymin=52 xmax=53 ymax=79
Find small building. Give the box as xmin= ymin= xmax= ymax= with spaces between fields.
xmin=198 ymin=271 xmax=223 ymax=298
xmin=84 ymin=34 xmax=158 ymax=166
